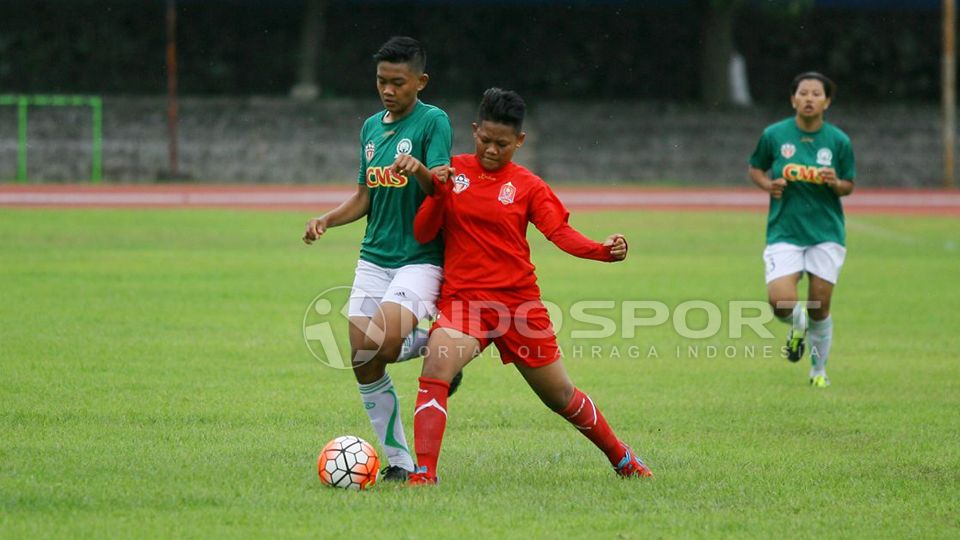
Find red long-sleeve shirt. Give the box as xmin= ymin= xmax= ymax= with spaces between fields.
xmin=414 ymin=154 xmax=615 ymax=300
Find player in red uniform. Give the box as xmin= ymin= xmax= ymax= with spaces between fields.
xmin=392 ymin=88 xmax=653 ymax=485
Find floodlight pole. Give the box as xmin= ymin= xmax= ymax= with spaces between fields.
xmin=166 ymin=0 xmax=179 ymax=176
xmin=945 ymin=0 xmax=956 ymax=189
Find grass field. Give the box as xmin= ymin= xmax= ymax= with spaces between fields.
xmin=1 ymin=208 xmax=958 ymax=538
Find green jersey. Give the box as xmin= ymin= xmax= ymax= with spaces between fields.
xmin=356 ymin=100 xmax=451 ymax=268
xmin=749 ymin=118 xmax=856 ymax=246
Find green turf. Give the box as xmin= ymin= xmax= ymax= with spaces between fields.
xmin=1 ymin=208 xmax=958 ymax=538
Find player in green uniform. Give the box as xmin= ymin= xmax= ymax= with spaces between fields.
xmin=302 ymin=37 xmax=459 ymax=480
xmin=748 ymin=72 xmax=856 ymax=388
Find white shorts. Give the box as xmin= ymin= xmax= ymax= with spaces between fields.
xmin=348 ymin=259 xmax=443 ymax=321
xmin=763 ymin=242 xmax=846 ymax=284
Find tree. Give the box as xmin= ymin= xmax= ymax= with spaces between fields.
xmin=697 ymin=0 xmax=811 ymax=107
xmin=291 ymin=0 xmax=326 ymax=100
xmin=697 ymin=0 xmax=741 ymax=107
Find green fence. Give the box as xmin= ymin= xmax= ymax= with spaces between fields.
xmin=0 ymin=94 xmax=102 ymax=183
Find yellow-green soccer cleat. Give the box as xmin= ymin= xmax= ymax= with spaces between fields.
xmin=785 ymin=305 xmax=808 ymax=362
xmin=786 ymin=328 xmax=806 ymax=362
xmin=810 ymin=374 xmax=831 ymax=388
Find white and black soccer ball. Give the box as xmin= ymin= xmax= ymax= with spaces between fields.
xmin=317 ymin=435 xmax=380 ymax=490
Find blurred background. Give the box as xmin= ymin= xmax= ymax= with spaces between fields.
xmin=0 ymin=0 xmax=951 ymax=186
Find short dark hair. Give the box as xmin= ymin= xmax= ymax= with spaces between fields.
xmin=373 ymin=36 xmax=426 ymax=73
xmin=791 ymin=71 xmax=835 ymax=99
xmin=477 ymin=88 xmax=526 ymax=133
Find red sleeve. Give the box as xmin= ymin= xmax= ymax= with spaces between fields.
xmin=547 ymin=223 xmax=615 ymax=262
xmin=528 ymin=179 xmax=570 ymax=236
xmin=413 ymin=174 xmax=450 ymax=244
xmin=529 ymin=180 xmax=614 ymax=262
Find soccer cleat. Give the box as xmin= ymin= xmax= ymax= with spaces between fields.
xmin=406 ymin=466 xmax=438 ymax=485
xmin=614 ymin=445 xmax=653 ymax=478
xmin=448 ymin=370 xmax=464 ymax=397
xmin=785 ymin=330 xmax=806 ymax=362
xmin=810 ymin=374 xmax=831 ymax=388
xmin=785 ymin=304 xmax=808 ymax=362
xmin=380 ymin=465 xmax=411 ymax=482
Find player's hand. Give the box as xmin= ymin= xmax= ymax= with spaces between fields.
xmin=604 ymin=233 xmax=628 ymax=261
xmin=819 ymin=167 xmax=839 ymax=187
xmin=392 ymin=154 xmax=426 ymax=178
xmin=431 ymin=165 xmax=452 ymax=184
xmin=303 ymin=216 xmax=328 ymax=244
xmin=768 ymin=178 xmax=787 ymax=199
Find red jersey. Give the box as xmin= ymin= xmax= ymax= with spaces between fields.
xmin=414 ymin=154 xmax=615 ymax=300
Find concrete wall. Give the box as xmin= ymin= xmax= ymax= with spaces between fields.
xmin=0 ymin=97 xmax=945 ymax=187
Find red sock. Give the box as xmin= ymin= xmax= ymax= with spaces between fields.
xmin=413 ymin=377 xmax=450 ymax=477
xmin=558 ymin=388 xmax=627 ymax=466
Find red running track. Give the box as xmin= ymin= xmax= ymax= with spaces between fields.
xmin=1 ymin=184 xmax=958 ymax=216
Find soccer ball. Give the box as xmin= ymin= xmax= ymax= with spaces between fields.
xmin=317 ymin=435 xmax=380 ymax=490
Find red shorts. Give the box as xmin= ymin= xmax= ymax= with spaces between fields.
xmin=431 ymin=291 xmax=560 ymax=368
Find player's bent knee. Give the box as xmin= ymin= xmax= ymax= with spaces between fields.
xmin=351 ymin=357 xmax=386 ymax=384
xmin=768 ymin=296 xmax=796 ymax=318
xmin=371 ymin=343 xmax=403 ymax=365
xmin=421 ymin=348 xmax=460 ymax=382
xmin=357 ymin=334 xmax=402 ymax=363
xmin=771 ymin=303 xmax=793 ymax=319
xmin=774 ymin=309 xmax=792 ymax=320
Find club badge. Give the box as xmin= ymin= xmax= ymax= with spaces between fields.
xmin=453 ymin=173 xmax=470 ymax=194
xmin=365 ymin=142 xmax=375 ymax=162
xmin=816 ymin=148 xmax=833 ymax=166
xmin=498 ymin=181 xmax=516 ymax=205
xmin=780 ymin=143 xmax=796 ymax=159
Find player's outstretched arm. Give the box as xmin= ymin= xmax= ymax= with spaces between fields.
xmin=531 ymin=183 xmax=623 ymax=262
xmin=546 ymin=224 xmax=625 ymax=262
xmin=302 ymin=184 xmax=370 ymax=244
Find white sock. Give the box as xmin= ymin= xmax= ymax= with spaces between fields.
xmin=358 ymin=373 xmax=415 ymax=471
xmin=792 ymin=303 xmax=808 ymax=335
xmin=808 ymin=315 xmax=833 ymax=375
xmin=396 ymin=327 xmax=429 ymax=362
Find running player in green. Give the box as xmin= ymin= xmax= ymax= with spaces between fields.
xmin=302 ymin=36 xmax=458 ymax=481
xmin=748 ymin=72 xmax=856 ymax=388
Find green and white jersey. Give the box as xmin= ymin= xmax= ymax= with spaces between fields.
xmin=356 ymin=100 xmax=451 ymax=268
xmin=749 ymin=118 xmax=856 ymax=247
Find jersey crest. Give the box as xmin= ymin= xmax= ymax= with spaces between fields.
xmin=365 ymin=141 xmax=375 ymax=162
xmin=816 ymin=148 xmax=833 ymax=166
xmin=780 ymin=143 xmax=796 ymax=159
xmin=498 ymin=182 xmax=517 ymax=205
xmin=453 ymin=173 xmax=470 ymax=194
xmin=396 ymin=138 xmax=413 ymax=157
